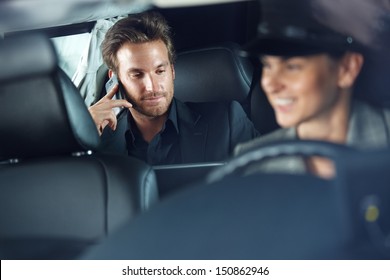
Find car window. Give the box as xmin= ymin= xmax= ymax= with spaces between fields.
xmin=52 ymin=33 xmax=91 ymax=79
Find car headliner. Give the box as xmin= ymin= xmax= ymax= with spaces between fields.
xmin=0 ymin=0 xmax=248 ymax=34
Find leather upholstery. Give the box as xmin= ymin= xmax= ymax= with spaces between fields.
xmin=82 ymin=174 xmax=360 ymax=260
xmin=0 ymin=35 xmax=100 ymax=159
xmin=174 ymin=42 xmax=253 ymax=104
xmin=0 ymin=34 xmax=158 ymax=259
xmin=174 ymin=42 xmax=278 ymax=135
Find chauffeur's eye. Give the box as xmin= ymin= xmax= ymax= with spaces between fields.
xmin=285 ymin=58 xmax=304 ymax=71
xmin=286 ymin=64 xmax=302 ymax=71
xmin=260 ymin=58 xmax=271 ymax=70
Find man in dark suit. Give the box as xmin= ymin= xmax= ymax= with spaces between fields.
xmin=88 ymin=11 xmax=259 ymax=165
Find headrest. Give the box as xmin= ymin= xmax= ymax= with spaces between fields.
xmin=0 ymin=35 xmax=57 ymax=82
xmin=0 ymin=34 xmax=100 ymax=160
xmin=174 ymin=42 xmax=253 ymax=103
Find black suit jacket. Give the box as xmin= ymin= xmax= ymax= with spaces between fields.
xmin=99 ymin=98 xmax=259 ymax=164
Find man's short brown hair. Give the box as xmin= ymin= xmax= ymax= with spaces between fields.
xmin=101 ymin=11 xmax=176 ymax=74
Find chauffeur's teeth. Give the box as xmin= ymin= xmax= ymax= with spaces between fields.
xmin=275 ymin=98 xmax=294 ymax=105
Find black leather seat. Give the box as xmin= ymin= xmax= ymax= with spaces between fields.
xmin=174 ymin=42 xmax=278 ymax=135
xmin=82 ymin=172 xmax=357 ymax=260
xmin=82 ymin=143 xmax=389 ymax=260
xmin=174 ymin=43 xmax=253 ymax=104
xmin=0 ymin=34 xmax=159 ymax=259
xmin=335 ymin=147 xmax=390 ymax=258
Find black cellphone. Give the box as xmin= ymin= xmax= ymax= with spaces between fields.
xmin=105 ymin=74 xmax=136 ymax=110
xmin=105 ymin=74 xmax=125 ymax=99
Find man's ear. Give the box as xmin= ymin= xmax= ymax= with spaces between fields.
xmin=108 ymin=69 xmax=114 ymax=79
xmin=171 ymin=64 xmax=175 ymax=80
xmin=338 ymin=52 xmax=364 ymax=89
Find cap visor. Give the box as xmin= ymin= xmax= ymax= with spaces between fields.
xmin=241 ymin=37 xmax=343 ymax=57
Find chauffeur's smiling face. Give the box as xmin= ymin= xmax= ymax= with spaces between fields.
xmin=260 ymin=54 xmax=343 ymax=128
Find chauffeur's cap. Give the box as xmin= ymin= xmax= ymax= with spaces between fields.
xmin=242 ymin=0 xmax=362 ymax=56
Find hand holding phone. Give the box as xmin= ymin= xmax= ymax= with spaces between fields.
xmin=105 ymin=74 xmax=136 ymax=110
xmin=89 ymin=74 xmax=133 ymax=135
xmin=105 ymin=74 xmax=128 ymax=115
xmin=105 ymin=74 xmax=118 ymax=93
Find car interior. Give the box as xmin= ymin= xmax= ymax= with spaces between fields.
xmin=1 ymin=0 xmax=390 ymax=260
xmin=82 ymin=144 xmax=390 ymax=260
xmin=0 ymin=34 xmax=158 ymax=259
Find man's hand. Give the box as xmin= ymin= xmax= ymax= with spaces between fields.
xmin=88 ymin=83 xmax=133 ymax=136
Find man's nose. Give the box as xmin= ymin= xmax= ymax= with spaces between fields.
xmin=144 ymin=75 xmax=160 ymax=92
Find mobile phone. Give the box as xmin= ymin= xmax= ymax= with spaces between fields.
xmin=105 ymin=74 xmax=124 ymax=99
xmin=105 ymin=74 xmax=127 ymax=115
xmin=105 ymin=74 xmax=118 ymax=93
xmin=105 ymin=74 xmax=136 ymax=111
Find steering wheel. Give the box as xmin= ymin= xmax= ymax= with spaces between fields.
xmin=207 ymin=139 xmax=356 ymax=183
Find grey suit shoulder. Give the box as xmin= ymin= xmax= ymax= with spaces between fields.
xmin=236 ymin=100 xmax=390 ymax=155
xmin=346 ymin=100 xmax=390 ymax=148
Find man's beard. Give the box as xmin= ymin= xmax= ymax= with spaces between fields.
xmin=129 ymin=91 xmax=173 ymax=118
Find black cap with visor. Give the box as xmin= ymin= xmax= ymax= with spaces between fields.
xmin=242 ymin=0 xmax=362 ymax=57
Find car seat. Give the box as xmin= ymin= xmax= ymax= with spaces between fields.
xmin=174 ymin=42 xmax=278 ymax=135
xmin=174 ymin=43 xmax=252 ymax=103
xmin=0 ymin=34 xmax=158 ymax=259
xmin=82 ymin=141 xmax=388 ymax=260
xmin=335 ymin=149 xmax=390 ymax=259
xmin=82 ymin=171 xmax=356 ymax=259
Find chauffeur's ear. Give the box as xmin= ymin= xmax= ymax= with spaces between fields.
xmin=337 ymin=52 xmax=364 ymax=89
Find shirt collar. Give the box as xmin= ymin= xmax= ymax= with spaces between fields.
xmin=126 ymin=97 xmax=179 ymax=141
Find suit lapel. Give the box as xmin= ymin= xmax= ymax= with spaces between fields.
xmin=175 ymin=100 xmax=208 ymax=163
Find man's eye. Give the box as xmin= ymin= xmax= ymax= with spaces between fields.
xmin=131 ymin=72 xmax=142 ymax=78
xmin=286 ymin=63 xmax=302 ymax=70
xmin=157 ymin=69 xmax=166 ymax=74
